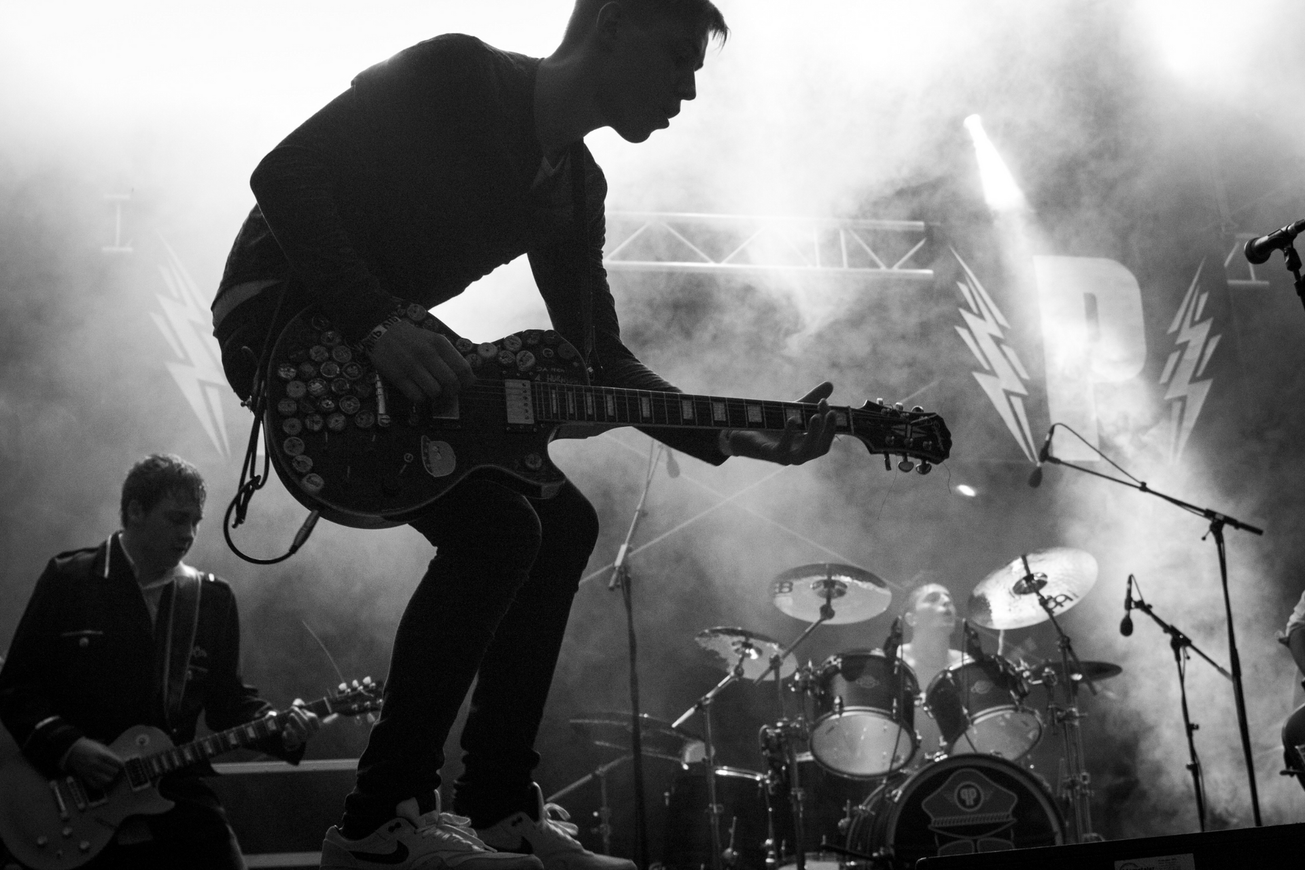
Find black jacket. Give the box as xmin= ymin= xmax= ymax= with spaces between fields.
xmin=0 ymin=534 xmax=298 ymax=776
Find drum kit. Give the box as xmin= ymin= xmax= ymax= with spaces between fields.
xmin=567 ymin=547 xmax=1120 ymax=870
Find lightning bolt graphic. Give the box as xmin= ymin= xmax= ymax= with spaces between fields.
xmin=951 ymin=248 xmax=1036 ymax=460
xmin=1158 ymin=258 xmax=1221 ymax=462
xmin=150 ymin=238 xmax=231 ymax=457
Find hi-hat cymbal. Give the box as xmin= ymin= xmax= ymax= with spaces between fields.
xmin=1027 ymin=660 xmax=1123 ymax=685
xmin=695 ymin=626 xmax=796 ymax=681
xmin=569 ymin=711 xmax=700 ymax=763
xmin=771 ymin=563 xmax=892 ymax=625
xmin=968 ymin=547 xmax=1098 ymax=629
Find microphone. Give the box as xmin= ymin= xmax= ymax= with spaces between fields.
xmin=962 ymin=619 xmax=987 ymax=662
xmin=1244 ymin=219 xmax=1305 ymax=265
xmin=883 ymin=617 xmax=904 ymax=661
xmin=665 ymin=449 xmax=680 ymax=478
xmin=1027 ymin=424 xmax=1056 ymax=488
xmin=1119 ymin=574 xmax=1134 ymax=637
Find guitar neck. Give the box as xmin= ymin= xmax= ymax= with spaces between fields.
xmin=126 ymin=697 xmax=333 ymax=785
xmin=530 ymin=382 xmax=847 ymax=435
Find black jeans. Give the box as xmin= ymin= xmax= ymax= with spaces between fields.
xmin=217 ymin=295 xmax=600 ymax=832
xmin=344 ymin=477 xmax=599 ymax=831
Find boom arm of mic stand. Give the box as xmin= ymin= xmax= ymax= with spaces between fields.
xmin=1041 ymin=457 xmax=1264 ymax=535
xmin=1130 ymin=596 xmax=1231 ymax=681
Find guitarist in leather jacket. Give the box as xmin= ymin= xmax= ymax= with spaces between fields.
xmin=210 ymin=3 xmax=838 ymax=870
xmin=0 ymin=454 xmax=319 ymax=869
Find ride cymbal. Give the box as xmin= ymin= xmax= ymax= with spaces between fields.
xmin=968 ymin=547 xmax=1098 ymax=629
xmin=771 ymin=562 xmax=892 ymax=625
xmin=695 ymin=626 xmax=796 ymax=680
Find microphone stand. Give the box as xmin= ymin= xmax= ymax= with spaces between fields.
xmin=1039 ymin=447 xmax=1265 ymax=825
xmin=608 ymin=442 xmax=673 ymax=868
xmin=1279 ymin=240 xmax=1305 ymax=313
xmin=1129 ymin=588 xmax=1232 ymax=832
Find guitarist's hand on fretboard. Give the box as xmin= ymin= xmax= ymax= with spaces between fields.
xmin=722 ymin=381 xmax=838 ymax=466
xmin=277 ymin=697 xmax=323 ymax=751
xmin=61 ymin=737 xmax=124 ymax=789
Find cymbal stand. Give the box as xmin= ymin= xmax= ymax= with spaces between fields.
xmin=546 ymin=755 xmax=632 ymax=855
xmin=1129 ymin=584 xmax=1232 ymax=832
xmin=750 ymin=595 xmax=835 ymax=870
xmin=672 ymin=645 xmax=759 ymax=870
xmin=1019 ymin=555 xmax=1100 ymax=844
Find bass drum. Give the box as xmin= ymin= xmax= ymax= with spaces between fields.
xmin=843 ymin=755 xmax=1064 ymax=869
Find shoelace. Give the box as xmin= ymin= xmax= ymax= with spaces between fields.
xmin=540 ymin=803 xmax=581 ymax=841
xmin=416 ymin=810 xmax=491 ymax=850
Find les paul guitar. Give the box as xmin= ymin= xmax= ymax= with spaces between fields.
xmin=0 ymin=679 xmax=382 ymax=869
xmin=260 ymin=305 xmax=953 ymax=528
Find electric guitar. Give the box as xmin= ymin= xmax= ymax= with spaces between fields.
xmin=0 ymin=679 xmax=382 ymax=869
xmin=261 ymin=305 xmax=953 ymax=529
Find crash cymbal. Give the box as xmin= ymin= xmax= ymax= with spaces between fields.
xmin=968 ymin=548 xmax=1098 ymax=630
xmin=771 ymin=563 xmax=892 ymax=625
xmin=569 ymin=711 xmax=700 ymax=763
xmin=695 ymin=626 xmax=796 ymax=681
xmin=1027 ymin=659 xmax=1122 ymax=685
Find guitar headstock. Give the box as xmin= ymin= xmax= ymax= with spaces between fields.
xmin=325 ymin=677 xmax=385 ymax=718
xmin=850 ymin=400 xmax=952 ymax=473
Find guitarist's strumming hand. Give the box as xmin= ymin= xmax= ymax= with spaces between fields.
xmin=721 ymin=381 xmax=838 ymax=466
xmin=62 ymin=737 xmax=124 ymax=789
xmin=367 ymin=319 xmax=476 ymax=405
xmin=276 ymin=698 xmax=323 ymax=751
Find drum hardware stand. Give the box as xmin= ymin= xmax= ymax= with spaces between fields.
xmin=1018 ymin=555 xmax=1100 ymax=844
xmin=1035 ymin=430 xmax=1265 ymax=825
xmin=1127 ymin=582 xmax=1232 ymax=832
xmin=546 ymin=755 xmax=632 ymax=855
xmin=673 ymin=642 xmax=769 ymax=870
xmin=751 ymin=593 xmax=837 ymax=870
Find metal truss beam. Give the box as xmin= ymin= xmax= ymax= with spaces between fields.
xmin=604 ymin=211 xmax=934 ymax=283
xmin=1224 ymin=232 xmax=1272 ymax=290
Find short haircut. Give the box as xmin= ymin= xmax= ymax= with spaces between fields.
xmin=563 ymin=0 xmax=729 ymax=47
xmin=120 ymin=453 xmax=206 ymax=526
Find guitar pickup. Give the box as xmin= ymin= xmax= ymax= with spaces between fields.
xmin=503 ymin=380 xmax=535 ymax=429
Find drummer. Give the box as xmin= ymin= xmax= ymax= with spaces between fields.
xmin=897 ymin=582 xmax=970 ymax=764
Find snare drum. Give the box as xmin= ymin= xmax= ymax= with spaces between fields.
xmin=843 ymin=754 xmax=1065 ymax=868
xmin=810 ymin=650 xmax=919 ymax=778
xmin=924 ymin=658 xmax=1042 ymax=760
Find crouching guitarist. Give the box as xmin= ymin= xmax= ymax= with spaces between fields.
xmin=0 ymin=453 xmax=321 ymax=869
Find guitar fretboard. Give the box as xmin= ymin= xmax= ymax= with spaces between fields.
xmin=527 ymin=382 xmax=849 ymax=433
xmin=123 ymin=697 xmax=334 ymax=788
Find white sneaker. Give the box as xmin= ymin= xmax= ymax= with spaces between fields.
xmin=321 ymin=795 xmax=545 ymax=870
xmin=474 ymin=785 xmax=635 ymax=870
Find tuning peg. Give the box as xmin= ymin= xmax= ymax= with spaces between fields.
xmin=338 ymin=682 xmax=347 ymax=693
xmin=876 ymin=397 xmax=885 ymax=406
xmin=916 ymin=461 xmax=933 ymax=475
xmin=898 ymin=458 xmax=916 ymax=472
xmin=894 ymin=402 xmax=904 ymax=412
xmin=911 ymin=405 xmax=924 ymax=413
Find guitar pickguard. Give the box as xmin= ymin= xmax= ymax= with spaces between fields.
xmin=264 ymin=306 xmax=588 ymax=528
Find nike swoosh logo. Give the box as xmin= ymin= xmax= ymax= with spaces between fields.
xmin=348 ymin=842 xmax=410 ymax=865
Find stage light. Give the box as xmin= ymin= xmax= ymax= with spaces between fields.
xmin=963 ymin=114 xmax=1028 ymax=214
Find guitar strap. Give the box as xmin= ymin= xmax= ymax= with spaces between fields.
xmin=568 ymin=141 xmax=596 ymax=375
xmin=159 ymin=568 xmax=204 ymax=730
